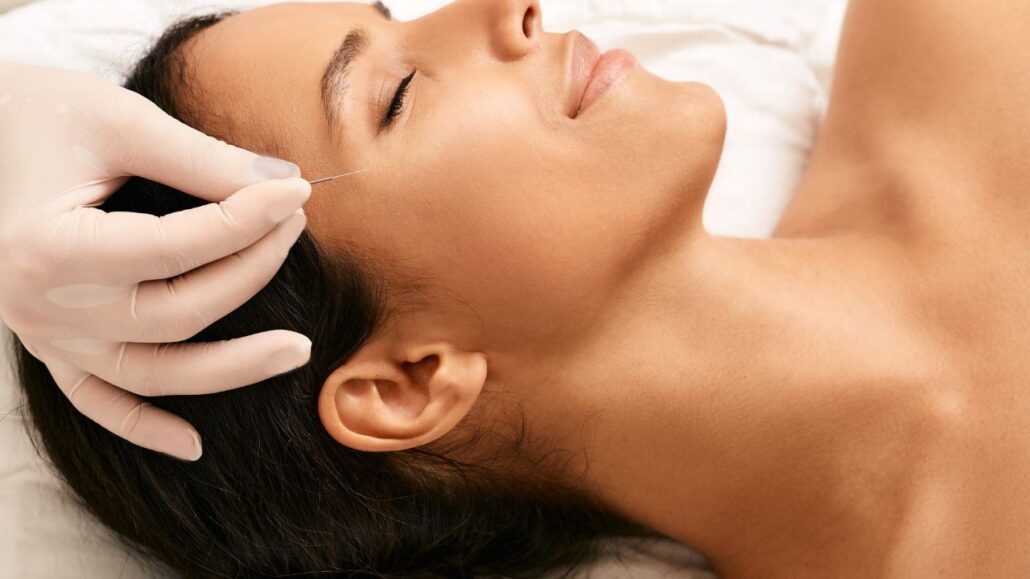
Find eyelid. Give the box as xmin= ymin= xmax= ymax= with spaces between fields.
xmin=367 ymin=73 xmax=397 ymax=133
xmin=378 ymin=69 xmax=415 ymax=133
xmin=368 ymin=76 xmax=389 ymax=128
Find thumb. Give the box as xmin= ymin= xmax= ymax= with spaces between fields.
xmin=108 ymin=95 xmax=301 ymax=202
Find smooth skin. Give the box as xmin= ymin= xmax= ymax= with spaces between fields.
xmin=178 ymin=0 xmax=1030 ymax=576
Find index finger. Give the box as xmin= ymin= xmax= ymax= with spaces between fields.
xmin=55 ymin=178 xmax=311 ymax=284
xmin=104 ymin=94 xmax=300 ymax=202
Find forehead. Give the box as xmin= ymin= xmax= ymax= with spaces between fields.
xmin=182 ymin=2 xmax=385 ymax=169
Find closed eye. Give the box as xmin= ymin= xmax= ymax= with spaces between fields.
xmin=378 ymin=69 xmax=416 ymax=133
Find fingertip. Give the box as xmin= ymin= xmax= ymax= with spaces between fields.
xmin=285 ymin=332 xmax=313 ymax=368
xmin=158 ymin=428 xmax=203 ymax=462
xmin=246 ymin=178 xmax=311 ymax=224
xmin=253 ymin=156 xmax=301 ymax=181
xmin=187 ymin=430 xmax=203 ymax=461
xmin=266 ymin=331 xmax=313 ymax=375
xmin=264 ymin=176 xmax=310 ymax=205
xmin=295 ymin=334 xmax=313 ymax=361
xmin=283 ymin=177 xmax=312 ymax=203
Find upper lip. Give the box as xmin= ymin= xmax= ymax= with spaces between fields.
xmin=564 ymin=30 xmax=602 ymax=119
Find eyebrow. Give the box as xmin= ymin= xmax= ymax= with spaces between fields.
xmin=320 ymin=2 xmax=393 ymax=132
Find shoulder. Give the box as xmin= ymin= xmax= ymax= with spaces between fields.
xmin=777 ymin=0 xmax=1030 ymax=239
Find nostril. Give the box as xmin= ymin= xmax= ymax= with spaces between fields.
xmin=522 ymin=5 xmax=538 ymax=39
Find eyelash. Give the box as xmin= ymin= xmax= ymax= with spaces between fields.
xmin=379 ymin=69 xmax=416 ymax=132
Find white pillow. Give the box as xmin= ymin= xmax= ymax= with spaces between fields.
xmin=0 ymin=1 xmax=846 ymax=577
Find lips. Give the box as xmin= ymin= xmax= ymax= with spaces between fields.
xmin=565 ymin=31 xmax=601 ymax=118
xmin=565 ymin=31 xmax=636 ymax=118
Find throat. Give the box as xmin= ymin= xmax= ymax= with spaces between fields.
xmin=525 ymin=233 xmax=941 ymax=576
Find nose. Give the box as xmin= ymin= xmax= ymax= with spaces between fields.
xmin=485 ymin=0 xmax=542 ymax=61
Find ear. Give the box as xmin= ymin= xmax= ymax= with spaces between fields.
xmin=318 ymin=341 xmax=489 ymax=452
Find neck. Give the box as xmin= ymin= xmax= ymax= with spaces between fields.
xmin=494 ymin=230 xmax=943 ymax=577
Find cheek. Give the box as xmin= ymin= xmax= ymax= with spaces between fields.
xmin=401 ymin=83 xmax=571 ymax=246
xmin=385 ymin=85 xmax=616 ymax=315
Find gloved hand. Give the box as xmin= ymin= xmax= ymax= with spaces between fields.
xmin=0 ymin=59 xmax=313 ymax=461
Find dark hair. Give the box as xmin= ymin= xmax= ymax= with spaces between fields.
xmin=13 ymin=12 xmax=662 ymax=579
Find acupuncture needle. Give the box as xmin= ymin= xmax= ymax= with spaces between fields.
xmin=307 ymin=169 xmax=369 ymax=186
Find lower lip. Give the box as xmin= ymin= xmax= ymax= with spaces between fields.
xmin=578 ymin=49 xmax=636 ymax=117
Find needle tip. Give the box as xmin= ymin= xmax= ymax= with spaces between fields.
xmin=308 ymin=168 xmax=369 ymax=186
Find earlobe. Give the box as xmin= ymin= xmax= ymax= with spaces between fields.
xmin=318 ymin=343 xmax=488 ymax=452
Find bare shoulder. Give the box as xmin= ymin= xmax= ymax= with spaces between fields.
xmin=829 ymin=0 xmax=1030 ymax=133
xmin=776 ymin=0 xmax=1030 ymax=238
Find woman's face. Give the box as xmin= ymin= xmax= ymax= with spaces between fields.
xmin=186 ymin=0 xmax=725 ymax=349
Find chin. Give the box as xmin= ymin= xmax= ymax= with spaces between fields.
xmin=633 ymin=67 xmax=726 ymax=144
xmin=674 ymin=79 xmax=727 ymax=146
xmin=635 ymin=73 xmax=727 ymax=204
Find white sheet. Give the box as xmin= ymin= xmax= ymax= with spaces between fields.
xmin=0 ymin=1 xmax=847 ymax=577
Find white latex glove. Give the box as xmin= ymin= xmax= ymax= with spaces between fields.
xmin=0 ymin=59 xmax=314 ymax=461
